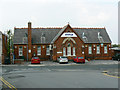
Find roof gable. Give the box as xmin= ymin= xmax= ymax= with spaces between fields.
xmin=51 ymin=24 xmax=70 ymax=43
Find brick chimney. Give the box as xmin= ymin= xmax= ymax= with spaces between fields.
xmin=28 ymin=22 xmax=32 ymax=60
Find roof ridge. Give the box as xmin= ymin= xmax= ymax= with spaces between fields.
xmin=14 ymin=27 xmax=105 ymax=30
xmin=15 ymin=27 xmax=63 ymax=29
xmin=15 ymin=28 xmax=28 ymax=30
xmin=73 ymin=27 xmax=105 ymax=29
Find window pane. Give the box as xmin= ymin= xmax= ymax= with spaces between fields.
xmin=19 ymin=46 xmax=23 ymax=56
xmin=89 ymin=45 xmax=92 ymax=54
xmin=104 ymin=45 xmax=107 ymax=54
xmin=63 ymin=47 xmax=66 ymax=56
xmin=37 ymin=46 xmax=41 ymax=55
xmin=46 ymin=46 xmax=50 ymax=55
xmin=73 ymin=47 xmax=75 ymax=56
xmin=97 ymin=45 xmax=100 ymax=54
xmin=67 ymin=47 xmax=71 ymax=56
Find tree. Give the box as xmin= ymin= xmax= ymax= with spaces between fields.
xmin=112 ymin=44 xmax=119 ymax=47
xmin=7 ymin=30 xmax=13 ymax=58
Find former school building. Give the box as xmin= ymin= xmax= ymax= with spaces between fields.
xmin=13 ymin=22 xmax=112 ymax=61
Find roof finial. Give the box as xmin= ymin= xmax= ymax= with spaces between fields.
xmin=68 ymin=22 xmax=70 ymax=25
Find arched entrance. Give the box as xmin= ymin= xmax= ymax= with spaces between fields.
xmin=62 ymin=38 xmax=76 ymax=60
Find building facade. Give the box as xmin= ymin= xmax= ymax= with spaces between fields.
xmin=13 ymin=22 xmax=112 ymax=61
xmin=0 ymin=31 xmax=7 ymax=64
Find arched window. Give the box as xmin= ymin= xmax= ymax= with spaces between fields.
xmin=67 ymin=43 xmax=71 ymax=56
xmin=63 ymin=47 xmax=66 ymax=56
xmin=73 ymin=47 xmax=75 ymax=56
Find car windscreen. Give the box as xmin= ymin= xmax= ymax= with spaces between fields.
xmin=33 ymin=57 xmax=39 ymax=59
xmin=61 ymin=56 xmax=67 ymax=58
xmin=74 ymin=57 xmax=77 ymax=59
xmin=78 ymin=57 xmax=84 ymax=59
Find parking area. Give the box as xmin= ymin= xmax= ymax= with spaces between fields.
xmin=21 ymin=60 xmax=118 ymax=66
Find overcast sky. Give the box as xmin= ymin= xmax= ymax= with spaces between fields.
xmin=0 ymin=0 xmax=118 ymax=44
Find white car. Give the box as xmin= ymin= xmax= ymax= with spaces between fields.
xmin=57 ymin=56 xmax=68 ymax=64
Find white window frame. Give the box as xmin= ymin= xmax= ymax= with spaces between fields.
xmin=88 ymin=45 xmax=92 ymax=54
xmin=19 ymin=46 xmax=23 ymax=56
xmin=67 ymin=47 xmax=71 ymax=56
xmin=37 ymin=46 xmax=41 ymax=56
xmin=67 ymin=43 xmax=71 ymax=56
xmin=104 ymin=45 xmax=108 ymax=54
xmin=46 ymin=46 xmax=50 ymax=55
xmin=73 ymin=47 xmax=75 ymax=56
xmin=96 ymin=45 xmax=100 ymax=54
xmin=63 ymin=47 xmax=66 ymax=56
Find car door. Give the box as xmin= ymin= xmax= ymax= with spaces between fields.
xmin=74 ymin=57 xmax=77 ymax=62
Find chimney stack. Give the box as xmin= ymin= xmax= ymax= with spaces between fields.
xmin=28 ymin=22 xmax=32 ymax=60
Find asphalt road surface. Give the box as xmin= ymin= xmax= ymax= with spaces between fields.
xmin=0 ymin=61 xmax=119 ymax=89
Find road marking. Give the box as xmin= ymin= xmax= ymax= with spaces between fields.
xmin=102 ymin=72 xmax=120 ymax=78
xmin=0 ymin=77 xmax=17 ymax=90
xmin=28 ymin=64 xmax=45 ymax=66
xmin=52 ymin=69 xmax=84 ymax=72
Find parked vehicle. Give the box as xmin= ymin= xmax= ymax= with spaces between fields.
xmin=57 ymin=56 xmax=68 ymax=64
xmin=31 ymin=57 xmax=40 ymax=64
xmin=73 ymin=56 xmax=85 ymax=63
xmin=112 ymin=53 xmax=120 ymax=61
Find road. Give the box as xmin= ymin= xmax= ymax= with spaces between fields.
xmin=0 ymin=61 xmax=119 ymax=89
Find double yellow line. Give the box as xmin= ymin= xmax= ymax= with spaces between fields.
xmin=0 ymin=77 xmax=17 ymax=90
xmin=102 ymin=71 xmax=120 ymax=78
xmin=103 ymin=73 xmax=120 ymax=78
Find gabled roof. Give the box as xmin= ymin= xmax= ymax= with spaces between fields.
xmin=51 ymin=24 xmax=69 ymax=43
xmin=13 ymin=25 xmax=111 ymax=44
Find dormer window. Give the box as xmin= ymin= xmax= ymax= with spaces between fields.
xmin=98 ymin=32 xmax=104 ymax=43
xmin=22 ymin=33 xmax=28 ymax=44
xmin=22 ymin=37 xmax=27 ymax=44
xmin=82 ymin=32 xmax=88 ymax=42
xmin=41 ymin=33 xmax=46 ymax=43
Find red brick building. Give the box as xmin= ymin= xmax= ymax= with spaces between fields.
xmin=13 ymin=22 xmax=112 ymax=61
xmin=0 ymin=31 xmax=8 ymax=64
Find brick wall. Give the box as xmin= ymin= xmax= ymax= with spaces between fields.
xmin=84 ymin=43 xmax=112 ymax=60
xmin=2 ymin=34 xmax=8 ymax=64
xmin=14 ymin=44 xmax=50 ymax=61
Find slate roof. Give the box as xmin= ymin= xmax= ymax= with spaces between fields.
xmin=74 ymin=28 xmax=111 ymax=43
xmin=13 ymin=25 xmax=111 ymax=44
